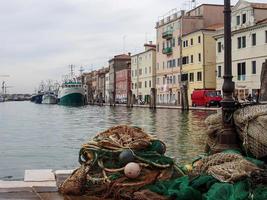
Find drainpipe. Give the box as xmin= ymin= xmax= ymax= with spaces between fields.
xmin=203 ymin=32 xmax=206 ymax=89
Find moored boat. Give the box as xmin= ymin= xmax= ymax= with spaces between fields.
xmin=58 ymin=81 xmax=85 ymax=106
xmin=42 ymin=92 xmax=57 ymax=104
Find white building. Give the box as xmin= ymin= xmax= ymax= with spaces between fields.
xmin=215 ymin=0 xmax=267 ymax=100
xmin=131 ymin=43 xmax=156 ymax=103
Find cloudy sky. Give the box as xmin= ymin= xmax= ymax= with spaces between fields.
xmin=0 ymin=0 xmax=255 ymax=93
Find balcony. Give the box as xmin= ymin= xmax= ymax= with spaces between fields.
xmin=162 ymin=30 xmax=173 ymax=39
xmin=162 ymin=47 xmax=173 ymax=55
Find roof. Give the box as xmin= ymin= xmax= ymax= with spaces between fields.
xmin=256 ymin=18 xmax=267 ymax=25
xmin=251 ymin=2 xmax=267 ymax=9
xmin=108 ymin=54 xmax=131 ymax=63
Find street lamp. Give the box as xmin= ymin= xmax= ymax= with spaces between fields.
xmin=213 ymin=0 xmax=239 ymax=152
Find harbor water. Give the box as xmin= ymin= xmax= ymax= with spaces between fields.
xmin=0 ymin=101 xmax=215 ymax=180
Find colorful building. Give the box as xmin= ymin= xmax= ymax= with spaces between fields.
xmin=182 ymin=27 xmax=222 ymax=105
xmin=131 ymin=42 xmax=156 ymax=103
xmin=115 ymin=67 xmax=131 ymax=102
xmin=155 ymin=4 xmax=225 ymax=105
xmin=215 ymin=0 xmax=267 ymax=100
xmin=108 ymin=54 xmax=131 ymax=104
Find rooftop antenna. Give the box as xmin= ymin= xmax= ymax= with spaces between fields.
xmin=79 ymin=66 xmax=85 ymax=75
xmin=69 ymin=64 xmax=75 ymax=77
xmin=123 ymin=35 xmax=126 ymax=54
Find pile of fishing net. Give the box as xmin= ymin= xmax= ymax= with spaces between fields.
xmin=145 ymin=150 xmax=267 ymax=200
xmin=205 ymin=104 xmax=267 ymax=159
xmin=59 ymin=125 xmax=184 ymax=199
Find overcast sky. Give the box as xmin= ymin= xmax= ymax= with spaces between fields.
xmin=0 ymin=0 xmax=259 ymax=93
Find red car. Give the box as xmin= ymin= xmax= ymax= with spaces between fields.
xmin=191 ymin=89 xmax=222 ymax=107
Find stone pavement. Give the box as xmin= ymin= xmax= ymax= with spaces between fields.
xmin=0 ymin=169 xmax=108 ymax=200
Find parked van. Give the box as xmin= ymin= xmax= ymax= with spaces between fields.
xmin=191 ymin=89 xmax=222 ymax=107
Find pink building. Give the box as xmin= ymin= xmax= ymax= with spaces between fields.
xmin=115 ymin=68 xmax=131 ymax=101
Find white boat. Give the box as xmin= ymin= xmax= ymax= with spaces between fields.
xmin=42 ymin=92 xmax=57 ymax=104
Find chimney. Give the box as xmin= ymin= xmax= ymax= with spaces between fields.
xmin=128 ymin=52 xmax=131 ymax=56
xmin=149 ymin=41 xmax=152 ymax=45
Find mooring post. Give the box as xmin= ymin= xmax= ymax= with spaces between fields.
xmin=213 ymin=0 xmax=239 ymax=152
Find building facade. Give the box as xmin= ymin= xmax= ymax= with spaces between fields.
xmin=155 ymin=4 xmax=225 ymax=105
xmin=182 ymin=28 xmax=221 ymax=105
xmin=131 ymin=43 xmax=156 ymax=103
xmin=108 ymin=54 xmax=131 ymax=104
xmin=215 ymin=0 xmax=267 ymax=100
xmin=115 ymin=68 xmax=131 ymax=102
xmin=105 ymin=72 xmax=110 ymax=103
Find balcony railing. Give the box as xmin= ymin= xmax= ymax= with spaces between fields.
xmin=162 ymin=30 xmax=173 ymax=39
xmin=162 ymin=47 xmax=173 ymax=55
xmin=237 ymin=75 xmax=246 ymax=81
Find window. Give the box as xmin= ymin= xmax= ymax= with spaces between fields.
xmin=252 ymin=33 xmax=256 ymax=46
xmin=237 ymin=62 xmax=246 ymax=81
xmin=190 ymin=55 xmax=194 ymax=63
xmin=218 ymin=66 xmax=222 ymax=78
xmin=265 ymin=30 xmax=267 ymax=43
xmin=190 ymin=38 xmax=193 ymax=45
xmin=163 ymin=77 xmax=165 ymax=84
xmin=139 ymin=69 xmax=142 ymax=75
xmin=178 ymin=37 xmax=181 ymax=45
xmin=189 ymin=73 xmax=194 ymax=82
xmin=197 ymin=72 xmax=202 ymax=81
xmin=183 ymin=40 xmax=188 ymax=47
xmin=173 ymin=76 xmax=176 ymax=84
xmin=145 ymin=67 xmax=147 ymax=74
xmin=173 ymin=59 xmax=176 ymax=67
xmin=138 ymin=82 xmax=142 ymax=88
xmin=242 ymin=13 xmax=246 ymax=24
xmin=132 ymin=83 xmax=134 ymax=89
xmin=149 ymin=67 xmax=151 ymax=74
xmin=135 ymin=83 xmax=137 ymax=89
xmin=162 ymin=41 xmax=165 ymax=49
xmin=237 ymin=36 xmax=246 ymax=48
xmin=218 ymin=42 xmax=222 ymax=52
xmin=157 ymin=44 xmax=159 ymax=52
xmin=177 ymin=58 xmax=180 ymax=66
xmin=132 ymin=70 xmax=134 ymax=77
xmin=135 ymin=69 xmax=137 ymax=76
xmin=198 ymin=36 xmax=201 ymax=43
xmin=198 ymin=53 xmax=201 ymax=62
xmin=163 ymin=62 xmax=165 ymax=69
xmin=145 ymin=81 xmax=147 ymax=88
xmin=236 ymin=15 xmax=240 ymax=25
xmin=172 ymin=38 xmax=175 ymax=47
xmin=182 ymin=56 xmax=189 ymax=64
xmin=149 ymin=80 xmax=151 ymax=87
xmin=252 ymin=61 xmax=256 ymax=74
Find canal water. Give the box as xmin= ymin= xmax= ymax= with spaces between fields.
xmin=0 ymin=101 xmax=215 ymax=180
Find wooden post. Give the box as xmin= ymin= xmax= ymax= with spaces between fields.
xmin=260 ymin=60 xmax=267 ymax=102
xmin=150 ymin=88 xmax=156 ymax=109
xmin=127 ymin=90 xmax=132 ymax=108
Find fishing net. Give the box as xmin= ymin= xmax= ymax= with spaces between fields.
xmin=145 ymin=151 xmax=266 ymax=200
xmin=234 ymin=104 xmax=267 ymax=158
xmin=59 ymin=125 xmax=184 ymax=199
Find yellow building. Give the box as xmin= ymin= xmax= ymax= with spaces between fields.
xmin=182 ymin=28 xmax=221 ymax=105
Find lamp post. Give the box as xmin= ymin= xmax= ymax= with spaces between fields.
xmin=213 ymin=0 xmax=239 ymax=152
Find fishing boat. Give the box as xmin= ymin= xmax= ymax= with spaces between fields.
xmin=42 ymin=92 xmax=57 ymax=104
xmin=58 ymin=81 xmax=85 ymax=106
xmin=58 ymin=65 xmax=85 ymax=106
xmin=0 ymin=96 xmax=4 ymax=102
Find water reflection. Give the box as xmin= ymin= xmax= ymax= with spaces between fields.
xmin=0 ymin=102 xmax=215 ymax=180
